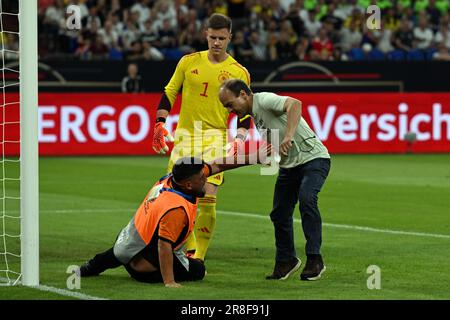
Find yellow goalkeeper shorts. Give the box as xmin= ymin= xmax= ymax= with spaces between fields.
xmin=167 ymin=133 xmax=227 ymax=186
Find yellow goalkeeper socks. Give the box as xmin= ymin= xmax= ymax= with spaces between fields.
xmin=185 ymin=232 xmax=197 ymax=253
xmin=193 ymin=195 xmax=217 ymax=261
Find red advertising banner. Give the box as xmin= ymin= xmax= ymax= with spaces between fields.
xmin=2 ymin=93 xmax=450 ymax=155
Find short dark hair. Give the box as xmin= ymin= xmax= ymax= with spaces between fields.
xmin=172 ymin=157 xmax=204 ymax=183
xmin=206 ymin=13 xmax=232 ymax=31
xmin=221 ymin=79 xmax=252 ymax=97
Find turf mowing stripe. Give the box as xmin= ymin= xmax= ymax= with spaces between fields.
xmin=10 ymin=208 xmax=450 ymax=239
xmin=216 ymin=210 xmax=450 ymax=239
xmin=0 ymin=277 xmax=108 ymax=300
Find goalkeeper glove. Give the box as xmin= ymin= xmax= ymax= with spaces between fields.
xmin=152 ymin=121 xmax=174 ymax=154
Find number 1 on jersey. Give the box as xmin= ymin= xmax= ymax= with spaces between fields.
xmin=200 ymin=82 xmax=208 ymax=97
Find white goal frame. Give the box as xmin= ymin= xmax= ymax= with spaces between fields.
xmin=19 ymin=0 xmax=39 ymax=286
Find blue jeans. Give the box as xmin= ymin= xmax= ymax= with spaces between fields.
xmin=270 ymin=158 xmax=331 ymax=262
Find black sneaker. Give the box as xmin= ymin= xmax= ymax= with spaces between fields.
xmin=300 ymin=254 xmax=326 ymax=281
xmin=79 ymin=261 xmax=100 ymax=277
xmin=266 ymin=257 xmax=302 ymax=280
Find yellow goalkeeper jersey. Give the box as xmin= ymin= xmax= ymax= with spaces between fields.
xmin=164 ymin=50 xmax=251 ymax=134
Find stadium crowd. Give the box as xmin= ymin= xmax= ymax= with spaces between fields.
xmin=34 ymin=0 xmax=450 ymax=61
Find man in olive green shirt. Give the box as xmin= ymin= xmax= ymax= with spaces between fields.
xmin=219 ymin=79 xmax=331 ymax=281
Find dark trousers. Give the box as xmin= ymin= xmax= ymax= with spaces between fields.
xmin=124 ymin=256 xmax=205 ymax=283
xmin=86 ymin=247 xmax=205 ymax=283
xmin=270 ymin=158 xmax=331 ymax=262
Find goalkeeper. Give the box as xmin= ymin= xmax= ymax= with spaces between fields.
xmin=79 ymin=148 xmax=271 ymax=288
xmin=152 ymin=13 xmax=251 ymax=262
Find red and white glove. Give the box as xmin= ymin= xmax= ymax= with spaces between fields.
xmin=152 ymin=122 xmax=174 ymax=154
xmin=226 ymin=138 xmax=245 ymax=157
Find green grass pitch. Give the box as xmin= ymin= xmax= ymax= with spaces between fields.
xmin=1 ymin=154 xmax=449 ymax=299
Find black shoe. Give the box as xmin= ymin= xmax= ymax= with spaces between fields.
xmin=79 ymin=261 xmax=100 ymax=277
xmin=266 ymin=257 xmax=302 ymax=280
xmin=300 ymin=254 xmax=326 ymax=281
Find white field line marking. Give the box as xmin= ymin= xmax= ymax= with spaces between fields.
xmin=216 ymin=210 xmax=450 ymax=239
xmin=0 ymin=277 xmax=108 ymax=300
xmin=3 ymin=207 xmax=449 ymax=299
xmin=31 ymin=208 xmax=450 ymax=239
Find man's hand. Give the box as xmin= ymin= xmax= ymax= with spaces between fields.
xmin=152 ymin=122 xmax=174 ymax=154
xmin=164 ymin=281 xmax=182 ymax=288
xmin=280 ymin=136 xmax=293 ymax=156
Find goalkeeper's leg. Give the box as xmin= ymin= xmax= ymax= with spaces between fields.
xmin=193 ymin=183 xmax=218 ymax=261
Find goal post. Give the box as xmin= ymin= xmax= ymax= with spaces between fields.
xmin=19 ymin=0 xmax=39 ymax=286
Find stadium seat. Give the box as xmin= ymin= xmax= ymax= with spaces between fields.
xmin=348 ymin=48 xmax=367 ymax=61
xmin=387 ymin=50 xmax=406 ymax=61
xmin=368 ymin=49 xmax=386 ymax=61
xmin=425 ymin=48 xmax=438 ymax=60
xmin=109 ymin=48 xmax=123 ymax=60
xmin=407 ymin=49 xmax=425 ymax=61
xmin=162 ymin=48 xmax=185 ymax=60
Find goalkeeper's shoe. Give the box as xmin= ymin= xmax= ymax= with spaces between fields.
xmin=265 ymin=257 xmax=301 ymax=280
xmin=300 ymin=254 xmax=326 ymax=281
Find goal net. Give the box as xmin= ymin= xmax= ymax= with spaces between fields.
xmin=0 ymin=0 xmax=38 ymax=286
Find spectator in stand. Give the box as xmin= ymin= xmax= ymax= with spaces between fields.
xmin=427 ymin=0 xmax=442 ymax=32
xmin=231 ymin=30 xmax=254 ymax=62
xmin=178 ymin=22 xmax=199 ymax=54
xmin=74 ymin=34 xmax=92 ymax=60
xmin=310 ymin=27 xmax=333 ymax=60
xmin=383 ymin=7 xmax=401 ymax=31
xmin=284 ymin=3 xmax=305 ymax=37
xmin=393 ymin=18 xmax=415 ymax=52
xmin=121 ymin=63 xmax=144 ymax=93
xmin=82 ymin=5 xmax=103 ymax=30
xmin=122 ymin=19 xmax=141 ymax=52
xmin=322 ymin=18 xmax=340 ymax=46
xmin=36 ymin=0 xmax=450 ymax=62
xmin=432 ymin=43 xmax=450 ymax=60
xmin=320 ymin=1 xmax=343 ymax=31
xmin=154 ymin=17 xmax=178 ymax=51
xmin=340 ymin=19 xmax=362 ymax=53
xmin=303 ymin=8 xmax=322 ymax=38
xmin=372 ymin=19 xmax=394 ymax=54
xmin=343 ymin=7 xmax=363 ymax=30
xmin=334 ymin=0 xmax=361 ymax=22
xmin=42 ymin=0 xmax=65 ymax=51
xmin=434 ymin=23 xmax=450 ymax=50
xmin=109 ymin=11 xmax=125 ymax=35
xmin=142 ymin=41 xmax=165 ymax=61
xmin=276 ymin=29 xmax=295 ymax=61
xmin=126 ymin=40 xmax=144 ymax=61
xmin=268 ymin=32 xmax=279 ymax=61
xmin=248 ymin=30 xmax=267 ymax=61
xmin=413 ymin=14 xmax=434 ymax=50
xmin=130 ymin=0 xmax=151 ymax=24
xmin=98 ymin=19 xmax=120 ymax=50
xmin=294 ymin=35 xmax=311 ymax=61
xmin=89 ymin=34 xmax=109 ymax=60
xmin=152 ymin=0 xmax=177 ymax=32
